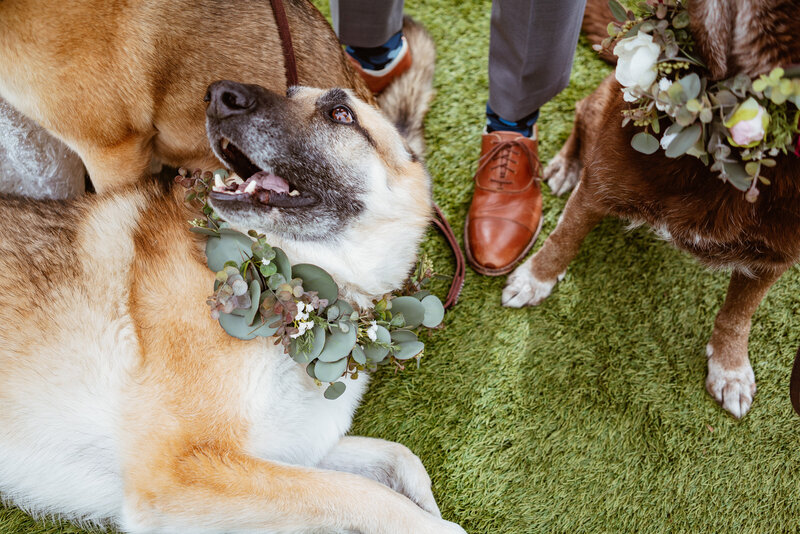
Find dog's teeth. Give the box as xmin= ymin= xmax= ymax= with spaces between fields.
xmin=289 ymin=190 xmax=300 ymax=197
xmin=221 ymin=138 xmax=230 ymax=150
xmin=244 ymin=180 xmax=258 ymax=194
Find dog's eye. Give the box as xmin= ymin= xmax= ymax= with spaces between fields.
xmin=329 ymin=105 xmax=354 ymax=124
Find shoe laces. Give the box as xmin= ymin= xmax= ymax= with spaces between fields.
xmin=476 ymin=137 xmax=539 ymax=187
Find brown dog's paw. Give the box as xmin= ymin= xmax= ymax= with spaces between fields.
xmin=705 ymin=343 xmax=756 ymax=418
xmin=502 ymin=259 xmax=565 ymax=308
xmin=544 ymin=152 xmax=582 ymax=197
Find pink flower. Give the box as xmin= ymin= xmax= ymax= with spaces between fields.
xmin=724 ymin=98 xmax=770 ymax=148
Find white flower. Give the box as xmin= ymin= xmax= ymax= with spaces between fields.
xmin=658 ymin=78 xmax=672 ymax=92
xmin=366 ymin=321 xmax=378 ymax=342
xmin=294 ymin=301 xmax=309 ymax=322
xmin=613 ymin=32 xmax=661 ymax=92
xmin=660 ymin=132 xmax=678 ymax=150
xmin=622 ymin=87 xmax=639 ymax=102
xmin=290 ymin=319 xmax=314 ymax=339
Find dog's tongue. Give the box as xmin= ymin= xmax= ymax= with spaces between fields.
xmin=251 ymin=171 xmax=289 ymax=194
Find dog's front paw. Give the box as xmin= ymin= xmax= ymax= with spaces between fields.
xmin=383 ymin=446 xmax=441 ymax=518
xmin=544 ymin=152 xmax=581 ymax=197
xmin=705 ymin=343 xmax=756 ymax=418
xmin=502 ymin=260 xmax=563 ymax=308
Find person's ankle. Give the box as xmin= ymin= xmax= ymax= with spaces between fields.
xmin=485 ymin=104 xmax=539 ymax=138
xmin=345 ymin=31 xmax=404 ymax=72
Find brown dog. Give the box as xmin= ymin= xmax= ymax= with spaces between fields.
xmin=0 ymin=0 xmax=375 ymax=193
xmin=503 ymin=0 xmax=800 ymax=418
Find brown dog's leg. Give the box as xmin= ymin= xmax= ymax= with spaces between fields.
xmin=80 ymin=134 xmax=154 ymax=193
xmin=502 ymin=178 xmax=605 ymax=307
xmin=706 ymin=267 xmax=785 ymax=418
xmin=121 ymin=449 xmax=464 ymax=534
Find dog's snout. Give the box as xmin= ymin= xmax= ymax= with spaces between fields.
xmin=206 ymin=80 xmax=257 ymax=120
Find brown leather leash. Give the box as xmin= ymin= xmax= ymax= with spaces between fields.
xmin=268 ymin=0 xmax=465 ymax=308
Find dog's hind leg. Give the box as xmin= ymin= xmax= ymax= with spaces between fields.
xmin=706 ymin=268 xmax=784 ymax=418
xmin=317 ymin=436 xmax=441 ymax=518
xmin=502 ymin=176 xmax=605 ymax=307
xmin=121 ymin=447 xmax=465 ymax=534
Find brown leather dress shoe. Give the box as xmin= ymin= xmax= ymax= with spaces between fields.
xmin=464 ymin=128 xmax=543 ymax=276
xmin=346 ymin=36 xmax=412 ymax=94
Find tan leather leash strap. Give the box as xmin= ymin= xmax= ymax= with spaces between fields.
xmin=791 ymin=344 xmax=800 ymax=416
xmin=269 ymin=0 xmax=299 ymax=87
xmin=268 ymin=0 xmax=465 ymax=308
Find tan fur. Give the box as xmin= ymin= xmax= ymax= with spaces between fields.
xmin=0 ymin=159 xmax=461 ymax=533
xmin=378 ymin=17 xmax=436 ymax=158
xmin=0 ymin=0 xmax=373 ymax=193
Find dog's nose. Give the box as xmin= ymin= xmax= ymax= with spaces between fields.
xmin=205 ymin=80 xmax=257 ymax=119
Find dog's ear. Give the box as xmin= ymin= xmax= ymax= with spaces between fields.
xmin=688 ymin=0 xmax=734 ymax=80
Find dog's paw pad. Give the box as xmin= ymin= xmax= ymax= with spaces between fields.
xmin=544 ymin=153 xmax=581 ymax=197
xmin=706 ymin=354 xmax=756 ymax=419
xmin=502 ymin=263 xmax=559 ymax=308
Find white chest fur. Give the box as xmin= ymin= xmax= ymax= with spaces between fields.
xmin=241 ymin=344 xmax=368 ymax=467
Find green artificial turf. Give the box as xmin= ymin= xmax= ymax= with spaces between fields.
xmin=4 ymin=1 xmax=800 ymax=532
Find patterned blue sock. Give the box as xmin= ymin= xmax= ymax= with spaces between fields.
xmin=346 ymin=31 xmax=404 ymax=71
xmin=486 ymin=104 xmax=539 ymax=137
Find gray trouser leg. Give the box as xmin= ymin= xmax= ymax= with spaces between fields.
xmin=488 ymin=0 xmax=587 ymax=121
xmin=330 ymin=0 xmax=405 ymax=48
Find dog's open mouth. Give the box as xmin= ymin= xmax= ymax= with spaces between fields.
xmin=210 ymin=138 xmax=317 ymax=208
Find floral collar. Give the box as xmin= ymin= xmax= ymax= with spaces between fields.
xmin=602 ymin=0 xmax=800 ymax=201
xmin=176 ymin=168 xmax=445 ymax=400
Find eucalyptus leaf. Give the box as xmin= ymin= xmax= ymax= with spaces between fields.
xmin=413 ymin=290 xmax=432 ymax=300
xmin=189 ymin=226 xmax=219 ymax=237
xmin=292 ymin=263 xmax=339 ymax=305
xmin=390 ymin=329 xmax=418 ymax=344
xmin=306 ymin=361 xmax=317 ymax=380
xmin=722 ymin=162 xmax=752 ymax=191
xmin=324 ymin=381 xmax=347 ymax=400
xmin=244 ymin=280 xmax=261 ymax=326
xmin=393 ymin=341 xmax=425 ymax=360
xmin=608 ymin=0 xmax=627 ymax=22
xmin=251 ymin=313 xmax=280 ymax=337
xmin=336 ymin=301 xmax=355 ymax=317
xmin=218 ymin=312 xmax=257 ymax=340
xmin=420 ymin=295 xmax=445 ymax=328
xmin=326 ymin=305 xmax=341 ymax=321
xmin=273 ymin=247 xmax=292 ymax=283
xmin=678 ymin=73 xmax=701 ymax=100
xmin=289 ymin=324 xmax=326 ymax=363
xmin=351 ymin=345 xmax=367 ymax=365
xmin=205 ymin=233 xmax=253 ymax=272
xmin=314 ymin=357 xmax=348 ymax=382
xmin=631 ymin=132 xmax=660 ymax=155
xmin=317 ymin=323 xmax=357 ymax=362
xmin=364 ymin=325 xmax=391 ymax=362
xmin=389 ymin=296 xmax=425 ymax=328
xmin=665 ymin=124 xmax=702 ymax=158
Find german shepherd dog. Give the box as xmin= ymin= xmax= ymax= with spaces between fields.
xmin=0 ymin=79 xmax=466 ymax=533
xmin=503 ymin=0 xmax=800 ymax=419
